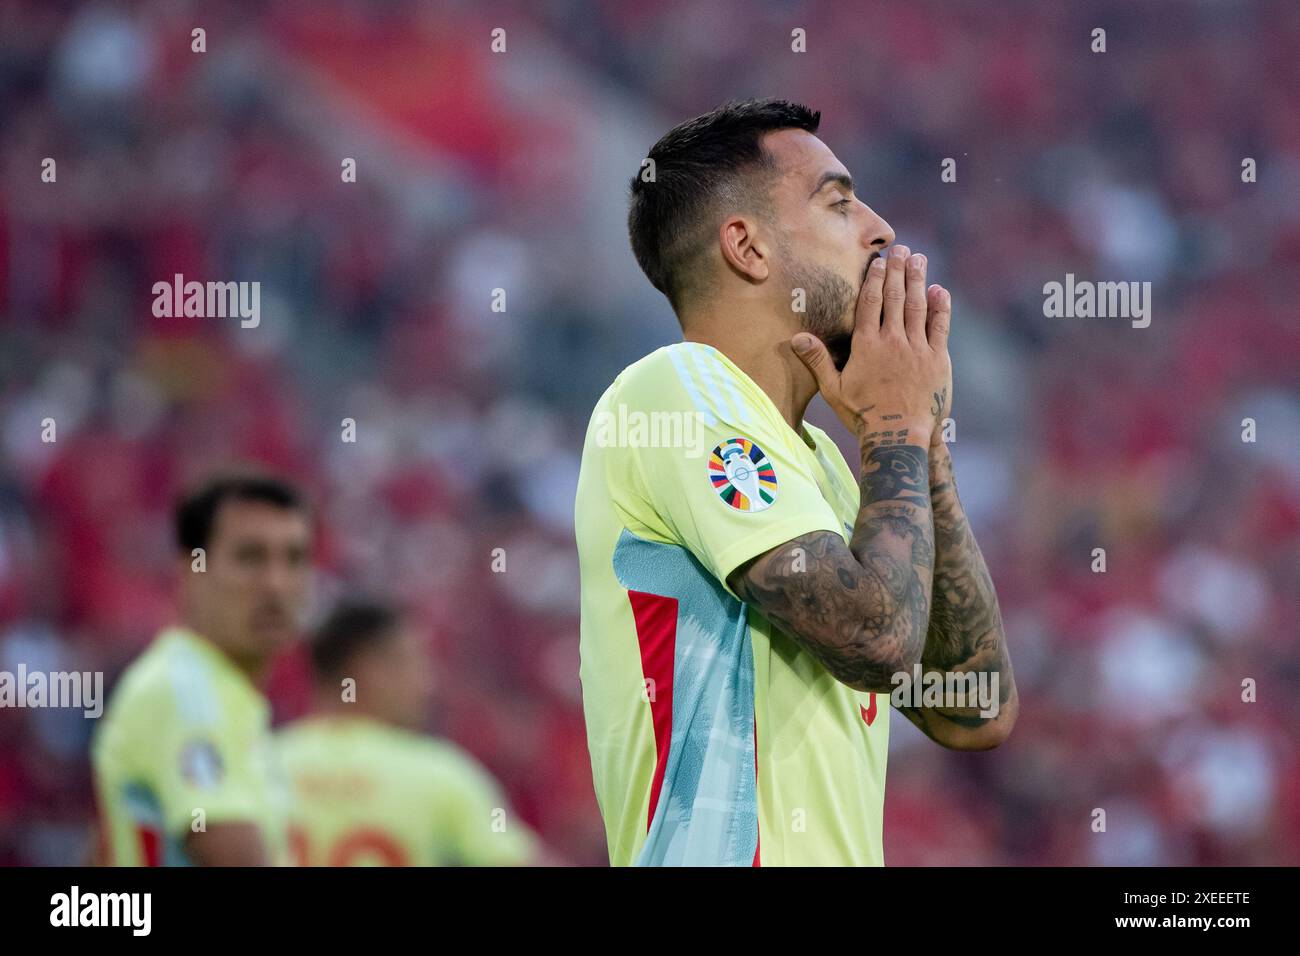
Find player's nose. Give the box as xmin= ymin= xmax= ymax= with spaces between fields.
xmin=860 ymin=204 xmax=895 ymax=252
xmin=262 ymin=561 xmax=302 ymax=600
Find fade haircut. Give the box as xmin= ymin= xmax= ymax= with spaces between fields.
xmin=627 ymin=98 xmax=821 ymax=316
xmin=308 ymin=598 xmax=403 ymax=682
xmin=174 ymin=470 xmax=307 ymax=554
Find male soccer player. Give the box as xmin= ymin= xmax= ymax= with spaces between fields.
xmin=277 ymin=600 xmax=540 ymax=866
xmin=93 ymin=472 xmax=311 ymax=866
xmin=576 ymin=99 xmax=1018 ymax=865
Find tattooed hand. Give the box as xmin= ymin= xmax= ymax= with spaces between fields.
xmin=729 ymin=244 xmax=949 ymax=695
xmin=791 ymin=243 xmax=952 ymax=450
xmin=915 ymin=253 xmax=953 ymax=449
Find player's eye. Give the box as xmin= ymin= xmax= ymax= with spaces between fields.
xmin=835 ymin=198 xmax=853 ymax=214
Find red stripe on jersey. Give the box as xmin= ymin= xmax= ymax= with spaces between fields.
xmin=138 ymin=825 xmax=162 ymax=867
xmin=627 ymin=590 xmax=678 ymax=831
xmin=861 ymin=693 xmax=877 ymax=726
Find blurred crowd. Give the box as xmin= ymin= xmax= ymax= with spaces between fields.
xmin=2 ymin=0 xmax=1298 ymax=866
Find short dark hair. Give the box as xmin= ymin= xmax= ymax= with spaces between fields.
xmin=174 ymin=470 xmax=307 ymax=553
xmin=628 ymin=98 xmax=821 ymax=313
xmin=308 ymin=599 xmax=403 ymax=680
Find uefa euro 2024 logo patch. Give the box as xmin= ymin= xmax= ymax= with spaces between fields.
xmin=708 ymin=438 xmax=777 ymax=512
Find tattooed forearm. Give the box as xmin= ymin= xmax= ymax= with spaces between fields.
xmin=856 ymin=507 xmax=934 ymax=569
xmin=860 ymin=443 xmax=929 ymax=507
xmin=728 ymin=429 xmax=936 ymax=695
xmin=729 ymin=530 xmax=920 ymax=692
xmin=895 ymin=442 xmax=1016 ymax=747
xmin=896 ymin=704 xmax=991 ymax=730
xmin=925 ymin=445 xmax=1007 ymax=679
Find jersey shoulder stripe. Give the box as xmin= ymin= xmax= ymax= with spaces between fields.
xmin=695 ymin=346 xmax=751 ymax=424
xmin=682 ymin=344 xmax=738 ymax=423
xmin=627 ymin=342 xmax=758 ymax=426
xmin=163 ymin=635 xmax=223 ymax=725
xmin=664 ymin=345 xmax=718 ymax=425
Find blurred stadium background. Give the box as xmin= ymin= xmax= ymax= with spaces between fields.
xmin=2 ymin=0 xmax=1299 ymax=866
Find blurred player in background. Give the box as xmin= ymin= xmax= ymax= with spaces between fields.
xmin=577 ymin=99 xmax=1017 ymax=865
xmin=92 ymin=472 xmax=312 ymax=866
xmin=277 ymin=599 xmax=541 ymax=866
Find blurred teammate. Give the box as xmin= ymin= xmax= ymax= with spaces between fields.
xmin=277 ymin=599 xmax=540 ymax=866
xmin=576 ymin=99 xmax=1018 ymax=865
xmin=92 ymin=472 xmax=311 ymax=865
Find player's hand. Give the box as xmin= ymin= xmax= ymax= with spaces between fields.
xmin=926 ymin=275 xmax=953 ymax=449
xmin=792 ymin=244 xmax=952 ymax=449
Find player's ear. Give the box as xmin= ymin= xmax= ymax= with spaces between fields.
xmin=719 ymin=215 xmax=770 ymax=283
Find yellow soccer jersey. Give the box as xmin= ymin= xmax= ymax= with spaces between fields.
xmin=92 ymin=627 xmax=289 ymax=866
xmin=576 ymin=341 xmax=889 ymax=866
xmin=276 ymin=715 xmax=537 ymax=867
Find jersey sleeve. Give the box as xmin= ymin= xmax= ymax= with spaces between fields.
xmin=619 ymin=357 xmax=846 ymax=596
xmin=148 ymin=686 xmax=267 ymax=838
xmin=434 ymin=748 xmax=539 ymax=866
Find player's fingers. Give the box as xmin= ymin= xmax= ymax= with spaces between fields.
xmin=904 ymin=253 xmax=928 ymax=344
xmin=790 ymin=333 xmax=840 ymax=398
xmin=926 ymin=284 xmax=952 ymax=351
xmin=852 ymin=255 xmax=887 ymax=345
xmin=881 ymin=244 xmax=909 ymax=336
